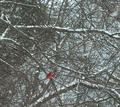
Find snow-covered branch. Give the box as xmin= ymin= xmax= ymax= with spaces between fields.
xmin=30 ymin=79 xmax=106 ymax=107
xmin=0 ymin=27 xmax=10 ymax=39
xmin=15 ymin=25 xmax=120 ymax=39
xmin=0 ymin=17 xmax=34 ymax=40
xmin=30 ymin=81 xmax=77 ymax=107
xmin=111 ymin=89 xmax=120 ymax=99
xmin=79 ymin=80 xmax=105 ymax=89
xmin=107 ymin=73 xmax=120 ymax=83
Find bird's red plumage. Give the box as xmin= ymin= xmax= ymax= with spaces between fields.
xmin=46 ymin=72 xmax=55 ymax=80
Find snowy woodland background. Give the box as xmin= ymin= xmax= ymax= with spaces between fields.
xmin=0 ymin=0 xmax=120 ymax=107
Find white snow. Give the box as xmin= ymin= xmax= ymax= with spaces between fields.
xmin=111 ymin=11 xmax=118 ymax=17
xmin=113 ymin=34 xmax=120 ymax=38
xmin=111 ymin=89 xmax=120 ymax=98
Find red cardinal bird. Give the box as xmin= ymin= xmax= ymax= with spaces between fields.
xmin=46 ymin=72 xmax=55 ymax=80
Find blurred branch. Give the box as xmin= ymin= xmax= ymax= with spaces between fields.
xmin=30 ymin=80 xmax=52 ymax=105
xmin=0 ymin=1 xmax=38 ymax=8
xmin=0 ymin=56 xmax=28 ymax=81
